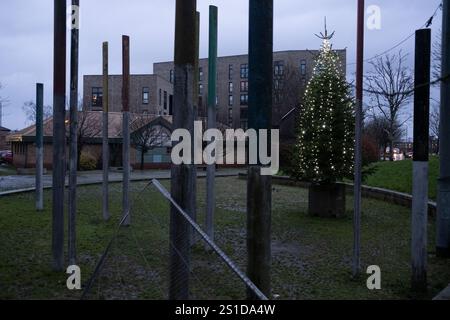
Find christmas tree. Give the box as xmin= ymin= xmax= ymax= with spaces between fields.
xmin=293 ymin=28 xmax=355 ymax=184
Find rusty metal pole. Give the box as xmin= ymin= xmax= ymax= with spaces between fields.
xmin=247 ymin=0 xmax=273 ymax=300
xmin=35 ymin=83 xmax=44 ymax=212
xmin=206 ymin=6 xmax=218 ymax=241
xmin=68 ymin=0 xmax=80 ymax=266
xmin=52 ymin=0 xmax=66 ymax=272
xmin=122 ymin=35 xmax=131 ymax=226
xmin=102 ymin=42 xmax=110 ymax=221
xmin=352 ymin=0 xmax=365 ymax=277
xmin=169 ymin=0 xmax=197 ymax=300
xmin=412 ymin=28 xmax=431 ymax=292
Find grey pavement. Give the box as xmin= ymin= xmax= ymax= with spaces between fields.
xmin=0 ymin=168 xmax=244 ymax=195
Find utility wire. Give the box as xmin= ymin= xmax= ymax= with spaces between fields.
xmin=347 ymin=2 xmax=443 ymax=67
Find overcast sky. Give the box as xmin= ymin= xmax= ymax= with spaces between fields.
xmin=0 ymin=0 xmax=443 ymax=132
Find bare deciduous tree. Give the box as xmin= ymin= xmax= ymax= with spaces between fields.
xmin=130 ymin=115 xmax=170 ymax=170
xmin=364 ymin=115 xmax=403 ymax=160
xmin=22 ymin=101 xmax=53 ymax=124
xmin=76 ymin=111 xmax=102 ymax=170
xmin=430 ymin=103 xmax=440 ymax=154
xmin=364 ymin=52 xmax=414 ymax=161
xmin=433 ymin=28 xmax=442 ymax=82
xmin=0 ymin=83 xmax=7 ymax=126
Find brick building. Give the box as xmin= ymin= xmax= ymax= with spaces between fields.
xmin=0 ymin=126 xmax=11 ymax=150
xmin=83 ymin=74 xmax=173 ymax=116
xmin=83 ymin=50 xmax=346 ymax=140
xmin=154 ymin=49 xmax=347 ymax=140
xmin=7 ymin=112 xmax=174 ymax=170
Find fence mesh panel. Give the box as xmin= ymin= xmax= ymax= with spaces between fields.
xmin=80 ymin=178 xmax=257 ymax=300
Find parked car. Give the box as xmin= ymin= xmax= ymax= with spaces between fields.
xmin=0 ymin=150 xmax=13 ymax=164
xmin=380 ymin=148 xmax=405 ymax=161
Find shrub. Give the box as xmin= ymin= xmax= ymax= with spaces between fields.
xmin=79 ymin=152 xmax=97 ymax=171
xmin=279 ymin=142 xmax=295 ymax=176
xmin=362 ymin=136 xmax=379 ymax=167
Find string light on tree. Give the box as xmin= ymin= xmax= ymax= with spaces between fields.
xmin=293 ymin=21 xmax=355 ymax=184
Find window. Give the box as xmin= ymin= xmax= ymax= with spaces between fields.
xmin=199 ymin=67 xmax=204 ymax=81
xmin=228 ymin=64 xmax=233 ymax=80
xmin=228 ymin=82 xmax=233 ymax=93
xmin=169 ymin=70 xmax=174 ymax=83
xmin=240 ymin=64 xmax=249 ymax=79
xmin=240 ymin=120 xmax=248 ymax=131
xmin=240 ymin=94 xmax=248 ymax=106
xmin=302 ymin=77 xmax=307 ymax=86
xmin=240 ymin=108 xmax=248 ymax=119
xmin=275 ymin=93 xmax=281 ymax=104
xmin=274 ymin=79 xmax=284 ymax=91
xmin=91 ymin=87 xmax=103 ymax=108
xmin=228 ymin=95 xmax=234 ymax=107
xmin=300 ymin=59 xmax=307 ymax=76
xmin=274 ymin=61 xmax=284 ymax=77
xmin=159 ymin=89 xmax=162 ymax=106
xmin=164 ymin=91 xmax=168 ymax=109
xmin=216 ymin=96 xmax=219 ymax=106
xmin=228 ymin=108 xmax=233 ymax=126
xmin=142 ymin=87 xmax=149 ymax=104
xmin=199 ymin=83 xmax=204 ymax=95
xmin=240 ymin=81 xmax=248 ymax=92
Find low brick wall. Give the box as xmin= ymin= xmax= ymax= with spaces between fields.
xmin=238 ymin=173 xmax=437 ymax=217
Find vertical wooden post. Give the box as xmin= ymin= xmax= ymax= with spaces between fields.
xmin=353 ymin=0 xmax=365 ymax=277
xmin=412 ymin=28 xmax=431 ymax=292
xmin=102 ymin=42 xmax=110 ymax=221
xmin=247 ymin=0 xmax=273 ymax=300
xmin=437 ymin=0 xmax=450 ymax=258
xmin=169 ymin=0 xmax=197 ymax=300
xmin=122 ymin=35 xmax=131 ymax=226
xmin=52 ymin=0 xmax=66 ymax=272
xmin=68 ymin=0 xmax=80 ymax=266
xmin=206 ymin=5 xmax=218 ymax=241
xmin=35 ymin=83 xmax=44 ymax=212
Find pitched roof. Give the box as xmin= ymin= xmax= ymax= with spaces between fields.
xmin=0 ymin=126 xmax=11 ymax=132
xmin=7 ymin=112 xmax=173 ymax=142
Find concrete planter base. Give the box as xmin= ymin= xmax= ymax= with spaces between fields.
xmin=308 ymin=183 xmax=346 ymax=218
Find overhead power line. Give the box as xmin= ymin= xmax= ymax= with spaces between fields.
xmin=347 ymin=2 xmax=443 ymax=66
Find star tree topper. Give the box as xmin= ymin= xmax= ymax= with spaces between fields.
xmin=314 ymin=17 xmax=335 ymax=52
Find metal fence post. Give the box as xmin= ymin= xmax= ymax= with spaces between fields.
xmin=35 ymin=83 xmax=44 ymax=212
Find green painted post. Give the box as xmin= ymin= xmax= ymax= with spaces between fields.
xmin=206 ymin=5 xmax=218 ymax=241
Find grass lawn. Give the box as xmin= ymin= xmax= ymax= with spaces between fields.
xmin=0 ymin=176 xmax=449 ymax=300
xmin=0 ymin=164 xmax=16 ymax=176
xmin=364 ymin=157 xmax=439 ymax=200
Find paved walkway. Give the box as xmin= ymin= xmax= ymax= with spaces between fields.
xmin=0 ymin=168 xmax=243 ymax=195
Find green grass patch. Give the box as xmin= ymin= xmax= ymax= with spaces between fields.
xmin=364 ymin=157 xmax=439 ymax=200
xmin=0 ymin=164 xmax=16 ymax=176
xmin=0 ymin=177 xmax=449 ymax=300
